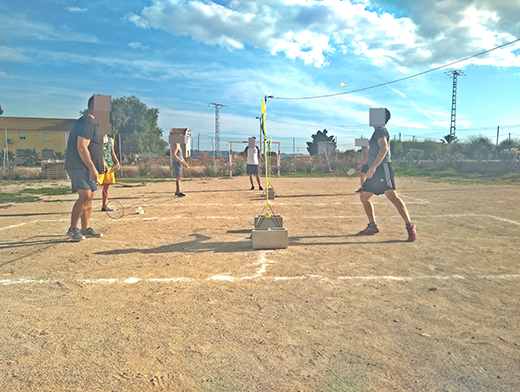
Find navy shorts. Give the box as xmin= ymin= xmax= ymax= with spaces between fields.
xmin=246 ymin=164 xmax=259 ymax=175
xmin=362 ymin=162 xmax=396 ymax=195
xmin=361 ymin=164 xmax=369 ymax=173
xmin=67 ymin=169 xmax=97 ymax=193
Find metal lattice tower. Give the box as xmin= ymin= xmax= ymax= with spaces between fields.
xmin=446 ymin=70 xmax=465 ymax=141
xmin=209 ymin=103 xmax=227 ymax=158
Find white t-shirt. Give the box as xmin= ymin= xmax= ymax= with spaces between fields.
xmin=246 ymin=146 xmax=260 ymax=165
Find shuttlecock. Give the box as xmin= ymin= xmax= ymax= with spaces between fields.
xmin=136 ymin=206 xmax=144 ymax=214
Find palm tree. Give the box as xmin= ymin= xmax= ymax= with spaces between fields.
xmin=22 ymin=148 xmax=41 ymax=166
xmin=441 ymin=134 xmax=458 ymax=144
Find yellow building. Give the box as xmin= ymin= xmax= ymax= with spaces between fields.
xmin=1 ymin=117 xmax=76 ymax=164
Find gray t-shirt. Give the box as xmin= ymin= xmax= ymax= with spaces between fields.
xmin=367 ymin=126 xmax=391 ymax=167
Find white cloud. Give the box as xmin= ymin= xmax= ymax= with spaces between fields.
xmin=125 ymin=0 xmax=520 ymax=70
xmin=67 ymin=7 xmax=87 ymax=13
xmin=128 ymin=41 xmax=149 ymax=50
xmin=0 ymin=14 xmax=98 ymax=43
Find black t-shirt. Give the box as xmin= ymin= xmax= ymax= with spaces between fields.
xmin=65 ymin=115 xmax=104 ymax=172
xmin=367 ymin=126 xmax=391 ymax=167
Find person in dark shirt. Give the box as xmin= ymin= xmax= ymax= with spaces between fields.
xmin=358 ymin=109 xmax=417 ymax=242
xmin=64 ymin=95 xmax=106 ymax=241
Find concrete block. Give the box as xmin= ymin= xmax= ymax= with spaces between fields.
xmin=262 ymin=186 xmax=276 ymax=199
xmin=251 ymin=227 xmax=288 ymax=250
xmin=254 ymin=215 xmax=284 ymax=229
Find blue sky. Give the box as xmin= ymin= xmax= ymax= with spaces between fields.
xmin=1 ymin=0 xmax=520 ymax=154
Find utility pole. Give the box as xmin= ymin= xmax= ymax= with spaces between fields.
xmin=446 ymin=70 xmax=465 ymax=142
xmin=209 ymin=103 xmax=227 ymax=158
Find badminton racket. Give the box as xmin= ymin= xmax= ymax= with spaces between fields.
xmin=101 ymin=186 xmax=124 ymax=219
xmin=347 ymin=168 xmax=356 ymax=176
xmin=193 ymin=166 xmax=204 ymax=173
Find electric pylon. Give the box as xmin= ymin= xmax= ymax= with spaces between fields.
xmin=445 ymin=70 xmax=465 ymax=141
xmin=209 ymin=103 xmax=227 ymax=158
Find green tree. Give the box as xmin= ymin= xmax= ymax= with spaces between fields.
xmin=1 ymin=149 xmax=15 ymax=161
xmin=306 ymin=129 xmax=335 ymax=156
xmin=21 ymin=148 xmax=41 ymax=166
xmin=111 ymin=96 xmax=168 ymax=157
xmin=441 ymin=134 xmax=458 ymax=144
xmin=466 ymin=135 xmax=494 ymax=160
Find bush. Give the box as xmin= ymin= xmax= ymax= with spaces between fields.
xmin=122 ymin=166 xmax=140 ymax=178
xmin=149 ymin=165 xmax=171 ymax=178
xmin=138 ymin=158 xmax=151 ymax=176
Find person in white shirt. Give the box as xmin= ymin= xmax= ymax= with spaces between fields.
xmin=244 ymin=137 xmax=263 ymax=191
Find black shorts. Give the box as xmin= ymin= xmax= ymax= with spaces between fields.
xmin=362 ymin=162 xmax=396 ymax=195
xmin=67 ymin=168 xmax=97 ymax=193
xmin=246 ymin=164 xmax=259 ymax=175
xmin=361 ymin=164 xmax=369 ymax=173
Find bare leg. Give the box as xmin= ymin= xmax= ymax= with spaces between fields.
xmin=384 ymin=189 xmax=411 ymax=224
xmin=359 ymin=173 xmax=365 ymax=188
xmin=249 ymin=175 xmax=254 ymax=187
xmin=102 ymin=184 xmax=109 ymax=206
xmin=70 ymin=189 xmax=94 ymax=231
xmin=255 ymin=174 xmax=262 ymax=188
xmin=360 ymin=191 xmax=376 ymax=223
xmin=176 ymin=177 xmax=182 ymax=194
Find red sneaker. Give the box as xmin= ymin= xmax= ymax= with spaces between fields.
xmin=355 ymin=188 xmax=362 ymax=193
xmin=406 ymin=223 xmax=417 ymax=242
xmin=358 ymin=225 xmax=379 ymax=235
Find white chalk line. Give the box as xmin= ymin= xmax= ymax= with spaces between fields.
xmin=2 ymin=274 xmax=520 ymax=286
xmin=2 ymin=213 xmax=520 ymax=230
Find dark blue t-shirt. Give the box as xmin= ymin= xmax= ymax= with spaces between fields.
xmin=65 ymin=115 xmax=103 ymax=172
xmin=367 ymin=126 xmax=391 ymax=167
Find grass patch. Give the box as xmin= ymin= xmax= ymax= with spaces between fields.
xmin=21 ymin=187 xmax=71 ymax=196
xmin=0 ymin=186 xmax=70 ymax=204
xmin=0 ymin=193 xmax=41 ymax=203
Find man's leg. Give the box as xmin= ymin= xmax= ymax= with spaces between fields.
xmin=80 ymin=190 xmax=95 ymax=231
xmin=176 ymin=177 xmax=181 ymax=194
xmin=255 ymin=173 xmax=262 ymax=187
xmin=70 ymin=189 xmax=93 ymax=231
xmin=249 ymin=175 xmax=254 ymax=187
xmin=384 ymin=189 xmax=411 ymax=224
xmin=360 ymin=191 xmax=376 ymax=223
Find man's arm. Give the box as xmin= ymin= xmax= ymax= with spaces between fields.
xmin=365 ymin=138 xmax=388 ymax=179
xmin=172 ymin=144 xmax=189 ymax=167
xmin=77 ymin=136 xmax=99 ymax=183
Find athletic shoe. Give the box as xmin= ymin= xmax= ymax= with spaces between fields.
xmin=101 ymin=205 xmax=113 ymax=212
xmin=66 ymin=227 xmax=85 ymax=241
xmin=175 ymin=193 xmax=186 ymax=198
xmin=259 ymin=186 xmax=264 ymax=190
xmin=355 ymin=188 xmax=362 ymax=193
xmin=250 ymin=186 xmax=255 ymax=190
xmin=406 ymin=223 xmax=417 ymax=242
xmin=358 ymin=225 xmax=380 ymax=235
xmin=81 ymin=227 xmax=103 ymax=238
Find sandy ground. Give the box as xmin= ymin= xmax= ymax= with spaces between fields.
xmin=1 ymin=176 xmax=519 ymax=391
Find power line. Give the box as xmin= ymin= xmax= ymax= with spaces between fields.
xmin=273 ymin=37 xmax=520 ymax=100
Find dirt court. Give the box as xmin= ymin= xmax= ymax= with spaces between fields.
xmin=1 ymin=176 xmax=519 ymax=391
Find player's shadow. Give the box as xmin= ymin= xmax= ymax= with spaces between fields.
xmin=0 ymin=212 xmax=70 ymax=217
xmin=0 ymin=236 xmax=70 ymax=250
xmin=96 ymin=233 xmax=251 ymax=255
xmin=289 ymin=234 xmax=406 ymax=245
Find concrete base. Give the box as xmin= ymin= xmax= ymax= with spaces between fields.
xmin=254 ymin=215 xmax=284 ymax=229
xmin=251 ymin=227 xmax=288 ymax=250
xmin=261 ymin=186 xmax=276 ymax=199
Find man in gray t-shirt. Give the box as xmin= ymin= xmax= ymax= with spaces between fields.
xmin=358 ymin=109 xmax=417 ymax=242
